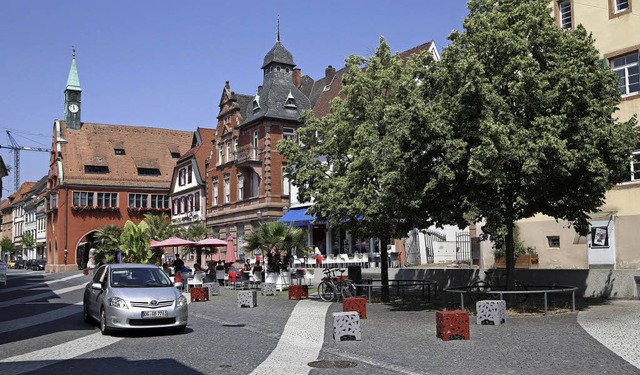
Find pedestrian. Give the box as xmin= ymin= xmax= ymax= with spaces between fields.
xmin=173 ymin=253 xmax=184 ymax=272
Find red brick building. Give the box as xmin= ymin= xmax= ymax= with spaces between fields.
xmin=45 ymin=53 xmax=193 ymax=272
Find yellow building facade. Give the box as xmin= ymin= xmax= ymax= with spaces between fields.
xmin=515 ymin=1 xmax=640 ymax=269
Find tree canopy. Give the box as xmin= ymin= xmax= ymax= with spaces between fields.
xmin=279 ymin=0 xmax=637 ymax=287
xmin=437 ymin=0 xmax=637 ymax=282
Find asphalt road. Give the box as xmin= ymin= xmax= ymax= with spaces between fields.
xmin=0 ymin=269 xmax=638 ymax=375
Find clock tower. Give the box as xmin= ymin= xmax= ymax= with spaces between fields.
xmin=64 ymin=48 xmax=82 ymax=130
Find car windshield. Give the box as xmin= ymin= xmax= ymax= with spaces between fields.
xmin=110 ymin=267 xmax=173 ymax=288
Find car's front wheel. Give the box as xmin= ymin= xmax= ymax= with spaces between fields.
xmin=100 ymin=308 xmax=111 ymax=336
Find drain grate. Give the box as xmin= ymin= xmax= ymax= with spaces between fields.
xmin=308 ymin=360 xmax=357 ymax=369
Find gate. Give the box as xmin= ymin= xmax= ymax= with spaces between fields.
xmin=455 ymin=232 xmax=471 ymax=264
xmin=404 ymin=229 xmax=421 ymax=266
xmin=423 ymin=230 xmax=446 ymax=264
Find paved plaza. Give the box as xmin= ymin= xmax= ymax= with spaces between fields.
xmin=1 ymin=270 xmax=639 ymax=375
xmin=183 ymin=287 xmax=640 ymax=375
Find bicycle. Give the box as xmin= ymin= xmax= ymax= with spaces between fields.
xmin=468 ymin=269 xmax=529 ymax=304
xmin=318 ymin=268 xmax=356 ymax=302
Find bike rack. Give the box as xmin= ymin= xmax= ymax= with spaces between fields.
xmin=444 ymin=285 xmax=579 ymax=315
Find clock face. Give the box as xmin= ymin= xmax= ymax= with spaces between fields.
xmin=68 ymin=104 xmax=79 ymax=113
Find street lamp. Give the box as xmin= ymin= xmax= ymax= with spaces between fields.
xmin=64 ymin=249 xmax=68 ymax=265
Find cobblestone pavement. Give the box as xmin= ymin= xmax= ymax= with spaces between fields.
xmin=578 ymin=300 xmax=640 ymax=370
xmin=186 ymin=288 xmax=640 ymax=374
xmin=310 ymin=299 xmax=640 ymax=375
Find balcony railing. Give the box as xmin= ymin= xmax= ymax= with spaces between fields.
xmin=234 ymin=147 xmax=263 ymax=164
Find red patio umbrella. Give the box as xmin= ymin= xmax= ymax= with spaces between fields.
xmin=195 ymin=238 xmax=227 ymax=247
xmin=225 ymin=236 xmax=236 ymax=264
xmin=150 ymin=237 xmax=196 ymax=248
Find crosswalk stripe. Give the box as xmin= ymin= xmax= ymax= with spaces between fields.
xmin=0 ymin=332 xmax=122 ymax=375
xmin=250 ymin=300 xmax=330 ymax=375
xmin=0 ymin=284 xmax=86 ymax=309
xmin=0 ymin=274 xmax=84 ymax=295
xmin=0 ymin=302 xmax=82 ymax=335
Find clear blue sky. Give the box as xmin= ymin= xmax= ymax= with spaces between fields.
xmin=0 ymin=0 xmax=469 ymax=195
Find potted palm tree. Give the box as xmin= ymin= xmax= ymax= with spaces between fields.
xmin=243 ymin=221 xmax=306 ymax=291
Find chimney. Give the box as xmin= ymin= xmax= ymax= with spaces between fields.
xmin=258 ymin=85 xmax=263 ymax=93
xmin=325 ymin=65 xmax=336 ymax=82
xmin=293 ymin=68 xmax=302 ymax=87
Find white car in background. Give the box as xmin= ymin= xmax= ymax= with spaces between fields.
xmin=83 ymin=263 xmax=188 ymax=335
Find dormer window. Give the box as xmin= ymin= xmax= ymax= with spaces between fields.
xmin=252 ymin=94 xmax=261 ymax=112
xmin=284 ymin=90 xmax=297 ymax=109
xmin=276 ymin=66 xmax=281 ymax=72
xmin=138 ymin=168 xmax=161 ymax=176
xmin=114 ymin=148 xmax=125 ymax=155
xmin=85 ymin=165 xmax=109 ymax=174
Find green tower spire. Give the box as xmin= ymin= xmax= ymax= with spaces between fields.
xmin=66 ymin=47 xmax=82 ymax=92
xmin=65 ymin=46 xmax=82 ymax=130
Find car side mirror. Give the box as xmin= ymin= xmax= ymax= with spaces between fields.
xmin=174 ymin=281 xmax=183 ymax=289
xmin=91 ymin=282 xmax=103 ymax=290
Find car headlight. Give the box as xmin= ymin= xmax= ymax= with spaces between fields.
xmin=108 ymin=297 xmax=129 ymax=309
xmin=177 ymin=295 xmax=187 ymax=307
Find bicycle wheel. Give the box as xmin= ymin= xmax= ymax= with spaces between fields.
xmin=318 ymin=281 xmax=337 ymax=302
xmin=468 ymin=280 xmax=491 ymax=303
xmin=340 ymin=282 xmax=356 ymax=299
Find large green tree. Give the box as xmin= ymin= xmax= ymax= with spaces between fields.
xmin=22 ymin=232 xmax=36 ymax=256
xmin=436 ymin=0 xmax=637 ymax=286
xmin=279 ymin=38 xmax=462 ymax=299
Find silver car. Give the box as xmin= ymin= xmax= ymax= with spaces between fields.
xmin=83 ymin=263 xmax=188 ymax=335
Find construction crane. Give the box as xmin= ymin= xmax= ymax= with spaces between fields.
xmin=0 ymin=131 xmax=50 ymax=193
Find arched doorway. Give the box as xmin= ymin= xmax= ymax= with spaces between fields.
xmin=75 ymin=231 xmax=98 ymax=270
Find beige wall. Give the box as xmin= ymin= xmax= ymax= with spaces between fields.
xmin=565 ymin=0 xmax=640 ymax=123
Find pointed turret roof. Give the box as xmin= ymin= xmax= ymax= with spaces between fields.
xmin=66 ymin=48 xmax=82 ymax=92
xmin=261 ymin=18 xmax=295 ymax=69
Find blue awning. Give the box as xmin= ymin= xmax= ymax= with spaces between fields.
xmin=278 ymin=207 xmax=315 ymax=227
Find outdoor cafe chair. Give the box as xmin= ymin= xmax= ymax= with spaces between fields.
xmin=187 ymin=272 xmax=205 ymax=292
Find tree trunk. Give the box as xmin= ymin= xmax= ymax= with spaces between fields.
xmin=380 ymin=239 xmax=389 ymax=302
xmin=505 ymin=220 xmax=515 ymax=290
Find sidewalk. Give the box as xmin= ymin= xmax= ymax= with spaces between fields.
xmin=187 ymin=287 xmax=640 ymax=374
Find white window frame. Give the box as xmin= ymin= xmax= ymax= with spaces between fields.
xmin=283 ymin=127 xmax=296 ymax=141
xmin=615 ymin=0 xmax=629 ymax=12
xmin=558 ymin=0 xmax=572 ymax=29
xmin=282 ymin=169 xmax=290 ymax=196
xmin=225 ymin=142 xmax=230 ymax=163
xmin=611 ymin=51 xmax=639 ymax=97
xmin=630 ymin=150 xmax=640 ymax=181
xmin=212 ymin=180 xmax=219 ymax=206
xmin=238 ymin=175 xmax=244 ymax=201
xmin=218 ymin=146 xmax=223 ymax=166
xmin=224 ymin=177 xmax=230 ymax=204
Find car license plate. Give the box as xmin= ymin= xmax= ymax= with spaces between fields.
xmin=141 ymin=310 xmax=168 ymax=318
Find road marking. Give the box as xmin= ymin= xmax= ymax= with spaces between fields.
xmin=0 ymin=302 xmax=82 ymax=335
xmin=0 ymin=332 xmax=121 ymax=375
xmin=0 ymin=284 xmax=86 ymax=309
xmin=250 ymin=299 xmax=330 ymax=375
xmin=0 ymin=274 xmax=84 ymax=295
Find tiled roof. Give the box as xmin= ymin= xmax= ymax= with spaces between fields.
xmin=58 ymin=121 xmax=193 ymax=188
xmin=311 ymin=67 xmax=347 ymax=118
xmin=11 ymin=182 xmax=36 ymax=205
xmin=398 ymin=41 xmax=434 ymax=60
